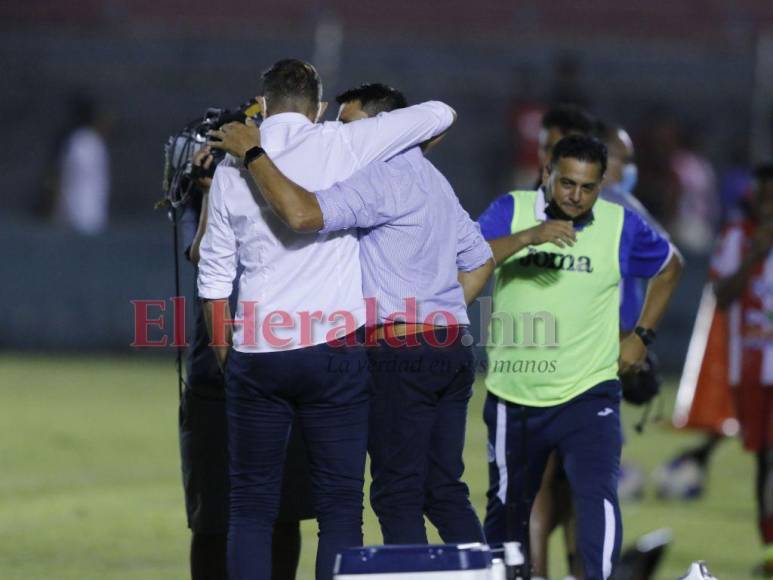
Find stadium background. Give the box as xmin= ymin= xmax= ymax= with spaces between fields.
xmin=2 ymin=1 xmax=773 ymax=577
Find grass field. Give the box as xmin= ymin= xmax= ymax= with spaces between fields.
xmin=0 ymin=354 xmax=761 ymax=579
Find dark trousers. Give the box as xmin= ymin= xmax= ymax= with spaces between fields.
xmin=225 ymin=341 xmax=370 ymax=580
xmin=368 ymin=328 xmax=484 ymax=544
xmin=484 ymin=381 xmax=623 ymax=580
xmin=757 ymin=448 xmax=773 ymax=545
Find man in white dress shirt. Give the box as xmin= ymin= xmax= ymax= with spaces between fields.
xmin=197 ymin=59 xmax=456 ymax=580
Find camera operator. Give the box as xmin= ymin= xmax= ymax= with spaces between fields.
xmin=179 ymin=147 xmax=313 ymax=580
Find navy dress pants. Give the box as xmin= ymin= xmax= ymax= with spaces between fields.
xmin=225 ymin=341 xmax=369 ymax=580
xmin=368 ymin=327 xmax=484 ymax=545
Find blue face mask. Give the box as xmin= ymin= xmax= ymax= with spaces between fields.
xmin=620 ymin=163 xmax=638 ymax=193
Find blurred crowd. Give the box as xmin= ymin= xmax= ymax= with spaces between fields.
xmin=505 ymin=56 xmax=760 ymax=256
xmin=38 ymin=57 xmax=769 ymax=256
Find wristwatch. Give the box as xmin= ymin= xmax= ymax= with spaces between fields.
xmin=243 ymin=146 xmax=266 ymax=168
xmin=634 ymin=326 xmax=656 ymax=346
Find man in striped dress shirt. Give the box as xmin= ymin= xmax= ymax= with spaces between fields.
xmin=210 ymin=83 xmax=494 ymax=545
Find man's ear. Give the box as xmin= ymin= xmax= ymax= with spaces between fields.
xmin=258 ymin=96 xmax=267 ymax=119
xmin=316 ymin=101 xmax=329 ymax=122
xmin=542 ymin=164 xmax=551 ymax=187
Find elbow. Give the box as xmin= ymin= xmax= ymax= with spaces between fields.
xmin=427 ymin=100 xmax=456 ymax=132
xmin=442 ymin=102 xmax=457 ymax=126
xmin=286 ymin=210 xmax=321 ymax=233
xmin=442 ymin=104 xmax=457 ymax=129
xmin=285 ymin=213 xmax=309 ymax=233
xmin=279 ymin=191 xmax=323 ymax=233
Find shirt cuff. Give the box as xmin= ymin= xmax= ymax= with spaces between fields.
xmin=458 ymin=240 xmax=494 ymax=272
xmin=197 ymin=280 xmax=234 ymax=301
xmin=314 ymin=189 xmax=345 ymax=234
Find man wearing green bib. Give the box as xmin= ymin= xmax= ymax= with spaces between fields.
xmin=477 ymin=135 xmax=682 ymax=579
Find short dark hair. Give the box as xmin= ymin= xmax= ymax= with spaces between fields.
xmin=754 ymin=163 xmax=773 ymax=183
xmin=261 ymin=59 xmax=321 ymax=114
xmin=335 ymin=83 xmax=408 ymax=116
xmin=550 ymin=134 xmax=608 ymax=176
xmin=541 ymin=104 xmax=596 ymax=136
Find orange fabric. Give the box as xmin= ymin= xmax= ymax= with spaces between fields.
xmin=679 ymin=306 xmax=737 ymax=434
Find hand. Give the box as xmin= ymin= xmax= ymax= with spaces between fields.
xmin=618 ymin=333 xmax=647 ymax=375
xmin=525 ymin=220 xmax=576 ymax=248
xmin=207 ymin=118 xmax=261 ymax=159
xmin=192 ymin=147 xmax=214 ymax=193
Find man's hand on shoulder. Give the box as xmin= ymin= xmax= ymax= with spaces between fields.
xmin=208 ymin=119 xmax=261 ymax=160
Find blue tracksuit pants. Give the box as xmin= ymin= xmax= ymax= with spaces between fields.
xmin=484 ymin=380 xmax=623 ymax=580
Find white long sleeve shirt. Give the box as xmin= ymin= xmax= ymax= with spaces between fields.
xmin=197 ymin=101 xmax=455 ymax=353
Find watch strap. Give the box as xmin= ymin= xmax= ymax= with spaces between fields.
xmin=634 ymin=326 xmax=656 ymax=346
xmin=243 ymin=146 xmax=265 ymax=167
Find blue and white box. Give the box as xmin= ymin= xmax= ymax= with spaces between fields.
xmin=334 ymin=544 xmax=493 ymax=579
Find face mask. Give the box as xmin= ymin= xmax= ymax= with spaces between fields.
xmin=620 ymin=163 xmax=638 ymax=193
xmin=543 ymin=185 xmax=594 ymax=228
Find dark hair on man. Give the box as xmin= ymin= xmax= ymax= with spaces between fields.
xmin=550 ymin=134 xmax=608 ymax=176
xmin=261 ymin=59 xmax=321 ymax=115
xmin=541 ymin=104 xmax=596 ymax=136
xmin=754 ymin=163 xmax=773 ymax=183
xmin=335 ymin=83 xmax=408 ymax=116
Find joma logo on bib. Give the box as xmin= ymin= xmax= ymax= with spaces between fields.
xmin=519 ymin=247 xmax=594 ymax=273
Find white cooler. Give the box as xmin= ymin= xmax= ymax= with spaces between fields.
xmin=334 ymin=544 xmax=493 ymax=579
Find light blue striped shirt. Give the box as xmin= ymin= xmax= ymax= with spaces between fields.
xmin=315 ymin=147 xmax=492 ymax=325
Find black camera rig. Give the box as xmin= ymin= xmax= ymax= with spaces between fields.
xmin=160 ymin=99 xmax=262 ymax=209
xmin=157 ymin=98 xmax=261 ymax=397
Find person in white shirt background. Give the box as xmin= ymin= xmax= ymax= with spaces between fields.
xmin=53 ymin=93 xmax=111 ymax=235
xmin=197 ymin=58 xmax=456 ymax=580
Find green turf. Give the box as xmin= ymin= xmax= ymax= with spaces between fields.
xmin=0 ymin=354 xmax=761 ymax=579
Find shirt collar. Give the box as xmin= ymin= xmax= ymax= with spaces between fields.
xmin=260 ymin=112 xmax=313 ymax=132
xmin=534 ymin=187 xmax=547 ymax=221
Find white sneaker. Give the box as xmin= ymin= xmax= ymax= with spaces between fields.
xmin=680 ymin=561 xmax=717 ymax=579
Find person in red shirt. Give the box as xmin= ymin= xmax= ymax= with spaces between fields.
xmin=710 ymin=163 xmax=773 ymax=576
